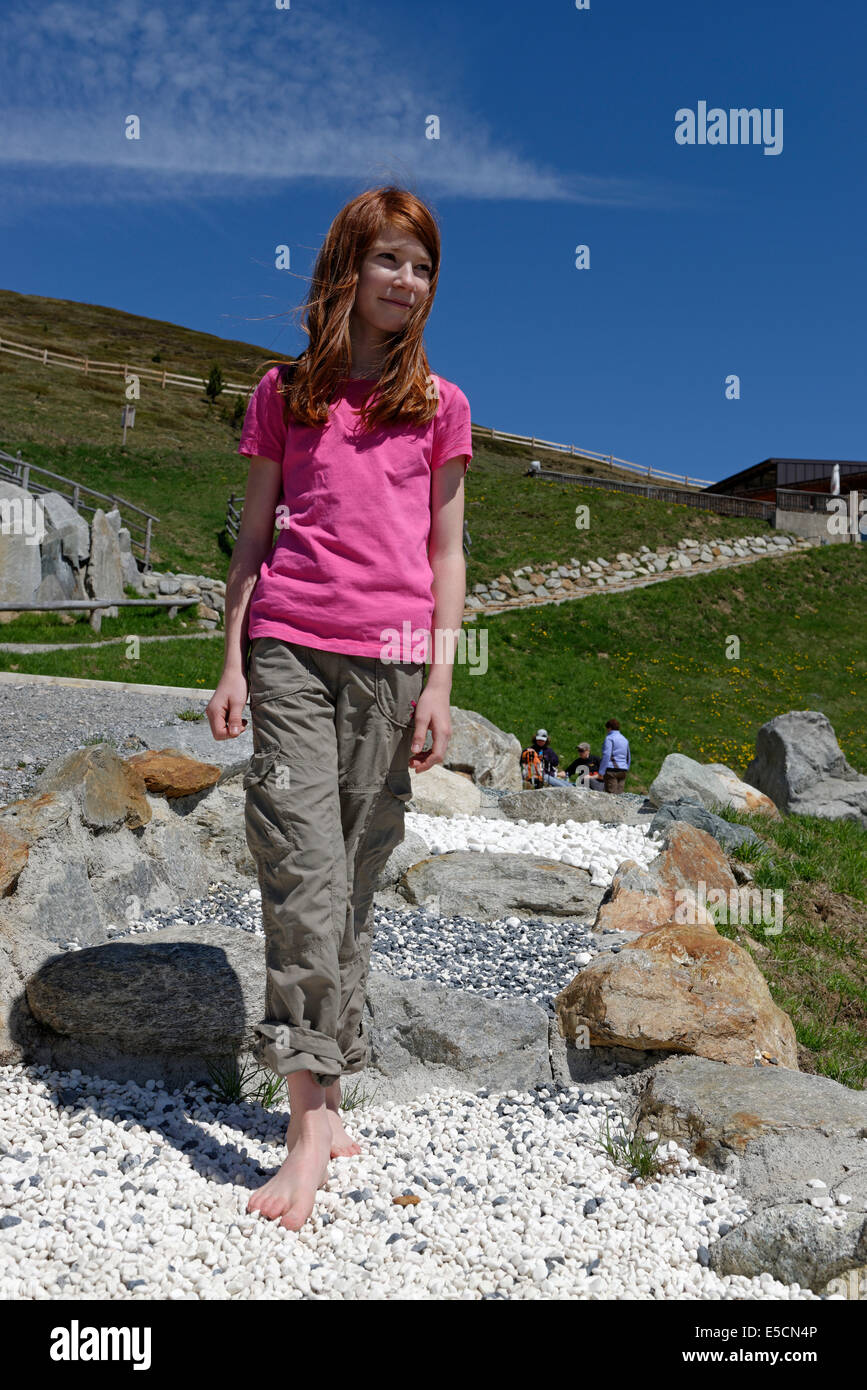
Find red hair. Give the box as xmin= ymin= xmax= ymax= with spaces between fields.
xmin=253 ymin=185 xmax=442 ymax=432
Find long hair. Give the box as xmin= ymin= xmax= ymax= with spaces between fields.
xmin=253 ymin=185 xmax=442 ymax=432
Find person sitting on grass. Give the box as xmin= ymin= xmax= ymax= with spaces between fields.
xmin=564 ymin=741 xmax=601 ymax=786
xmin=528 ymin=728 xmax=570 ymax=788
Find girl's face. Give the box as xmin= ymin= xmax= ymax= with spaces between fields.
xmin=351 ymin=224 xmax=433 ymax=337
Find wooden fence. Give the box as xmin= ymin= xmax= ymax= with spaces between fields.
xmin=481 ymin=425 xmax=714 ymax=489
xmin=0 ymin=334 xmax=253 ymax=396
xmin=0 ymin=448 xmax=159 ymax=568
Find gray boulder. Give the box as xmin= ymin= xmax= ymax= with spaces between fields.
xmin=86 ymin=507 xmax=124 ymax=601
xmin=40 ymin=491 xmax=90 ymax=565
xmin=38 ymin=528 xmax=78 ymax=597
xmin=0 ymin=481 xmax=43 ymax=602
xmin=443 ymin=707 xmax=523 ymax=791
xmin=708 ymin=1204 xmax=867 ymax=1294
xmin=117 ymin=527 xmax=142 ymax=588
xmin=32 ymin=571 xmax=72 ymax=606
xmin=495 ymin=785 xmax=655 ymax=828
xmin=745 ymin=710 xmax=867 ymax=828
xmin=366 ymin=972 xmax=550 ymax=1097
xmin=649 ymin=799 xmax=763 ymax=853
xmin=620 ymin=1054 xmax=867 ymax=1291
xmin=626 ymin=1054 xmax=867 ymax=1170
xmin=647 ymin=753 xmax=779 ymax=816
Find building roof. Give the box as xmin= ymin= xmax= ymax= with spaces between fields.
xmin=706 ymin=457 xmax=867 ymax=496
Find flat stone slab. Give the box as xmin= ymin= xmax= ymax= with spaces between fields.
xmin=398 ymin=849 xmax=605 ymax=921
xmin=626 ymin=1054 xmax=867 ymax=1165
xmin=649 ymin=800 xmax=762 ymax=853
xmin=611 ymin=1052 xmax=867 ymax=1291
xmin=494 ymin=786 xmax=656 ymax=828
xmin=366 ymin=972 xmax=550 ymax=1097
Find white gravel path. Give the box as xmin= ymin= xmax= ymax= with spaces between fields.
xmin=0 ymin=1068 xmax=820 ymax=1301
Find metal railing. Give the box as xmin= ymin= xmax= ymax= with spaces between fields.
xmin=776 ymin=488 xmax=850 ymax=513
xmin=0 ymin=448 xmax=159 ymax=569
xmin=532 ymin=468 xmax=776 ymax=519
xmin=225 ymin=493 xmax=242 ymax=544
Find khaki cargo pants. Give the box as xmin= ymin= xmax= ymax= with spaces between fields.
xmin=243 ymin=636 xmax=425 ymax=1088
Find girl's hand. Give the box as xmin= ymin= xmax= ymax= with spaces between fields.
xmin=206 ymin=669 xmax=250 ymax=740
xmin=408 ymin=685 xmax=451 ymax=773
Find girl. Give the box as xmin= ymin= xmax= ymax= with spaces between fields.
xmin=206 ymin=186 xmax=472 ymax=1233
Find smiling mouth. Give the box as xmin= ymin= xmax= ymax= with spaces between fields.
xmin=382 ymin=298 xmax=411 ymax=308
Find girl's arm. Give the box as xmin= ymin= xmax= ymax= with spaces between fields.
xmin=411 ymin=456 xmax=467 ymax=771
xmin=206 ymin=456 xmax=282 ymax=740
xmin=426 ymin=456 xmax=468 ymax=689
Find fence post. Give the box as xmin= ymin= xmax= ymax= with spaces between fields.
xmin=144 ymin=517 xmax=153 ymax=570
xmin=22 ymin=464 xmax=30 ymax=491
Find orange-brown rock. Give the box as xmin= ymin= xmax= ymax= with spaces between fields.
xmin=0 ymin=826 xmax=29 ymax=896
xmin=126 ymin=748 xmax=222 ymax=799
xmin=0 ymin=791 xmax=72 ymax=846
xmin=555 ymin=921 xmax=798 ymax=1068
xmin=594 ymin=823 xmax=739 ymax=936
xmin=655 ymin=821 xmax=740 ymax=899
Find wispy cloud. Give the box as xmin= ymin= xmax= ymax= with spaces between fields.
xmin=0 ymin=0 xmax=691 ymax=212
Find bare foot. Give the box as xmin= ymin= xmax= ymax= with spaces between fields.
xmin=285 ymin=1077 xmax=362 ymax=1158
xmin=247 ymin=1111 xmax=331 ymax=1231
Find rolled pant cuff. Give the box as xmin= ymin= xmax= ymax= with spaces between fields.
xmin=255 ymin=1021 xmax=345 ymax=1082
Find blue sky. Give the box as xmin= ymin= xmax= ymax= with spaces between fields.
xmin=1 ymin=0 xmax=864 ymax=484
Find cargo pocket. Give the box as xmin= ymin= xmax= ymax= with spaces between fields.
xmin=243 ymin=745 xmax=295 ymax=865
xmin=248 ymin=639 xmax=312 ymax=708
xmin=374 ymin=658 xmax=423 ymax=728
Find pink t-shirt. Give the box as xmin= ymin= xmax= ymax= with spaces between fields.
xmin=237 ymin=367 xmax=473 ymax=659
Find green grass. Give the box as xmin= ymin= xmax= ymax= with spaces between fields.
xmin=453 ymin=541 xmax=867 ymax=789
xmin=204 ymin=1055 xmax=381 ymax=1112
xmin=703 ymin=805 xmax=867 ymax=1088
xmin=599 ymin=1112 xmax=663 ymax=1180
